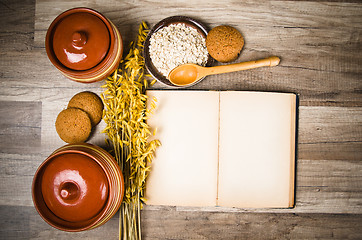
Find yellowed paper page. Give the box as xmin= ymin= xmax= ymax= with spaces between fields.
xmin=145 ymin=90 xmax=220 ymax=207
xmin=217 ymin=91 xmax=296 ymax=208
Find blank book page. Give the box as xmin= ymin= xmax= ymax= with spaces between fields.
xmin=145 ymin=90 xmax=220 ymax=207
xmin=218 ymin=91 xmax=296 ymax=208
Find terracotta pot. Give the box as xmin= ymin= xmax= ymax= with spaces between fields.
xmin=32 ymin=143 xmax=124 ymax=231
xmin=45 ymin=8 xmax=123 ymax=83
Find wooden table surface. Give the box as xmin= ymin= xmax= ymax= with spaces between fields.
xmin=1 ymin=0 xmax=361 ymax=239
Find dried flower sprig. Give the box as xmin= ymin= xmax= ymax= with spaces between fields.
xmin=101 ymin=21 xmax=160 ymax=240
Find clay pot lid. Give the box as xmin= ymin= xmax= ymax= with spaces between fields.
xmin=40 ymin=152 xmax=109 ymax=222
xmin=50 ymin=10 xmax=110 ymax=71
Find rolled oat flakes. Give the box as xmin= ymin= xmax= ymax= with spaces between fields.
xmin=149 ymin=23 xmax=209 ymax=78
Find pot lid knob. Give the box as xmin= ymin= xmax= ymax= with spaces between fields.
xmin=72 ymin=31 xmax=87 ymax=47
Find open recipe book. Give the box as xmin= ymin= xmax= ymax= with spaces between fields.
xmin=145 ymin=90 xmax=297 ymax=208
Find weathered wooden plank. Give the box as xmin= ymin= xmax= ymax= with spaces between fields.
xmin=34 ymin=0 xmax=362 ymax=63
xmin=295 ymin=159 xmax=362 ymax=214
xmin=0 ymin=101 xmax=41 ymax=154
xmin=0 ymin=48 xmax=361 ymax=108
xmin=24 ymin=1 xmax=358 ymax=105
xmin=38 ymin=94 xmax=362 ymax=162
xmin=0 ymin=99 xmax=357 ymax=211
xmin=0 ymin=155 xmax=41 ymax=207
xmin=0 ymin=205 xmax=120 ymax=239
xmin=153 ymin=158 xmax=362 ymax=214
xmin=0 ymin=0 xmax=35 ymax=51
xmin=141 ymin=210 xmax=362 ymax=240
xmin=3 ymin=149 xmax=361 ymax=214
xmin=1 ymin=205 xmax=361 ymax=239
xmin=0 ymin=50 xmax=105 ymax=102
xmin=1 ymin=50 xmax=360 ymax=106
xmin=298 ymin=106 xmax=362 ymax=161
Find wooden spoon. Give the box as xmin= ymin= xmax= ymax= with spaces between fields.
xmin=168 ymin=56 xmax=280 ymax=86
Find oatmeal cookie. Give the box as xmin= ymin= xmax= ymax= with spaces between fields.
xmin=55 ymin=108 xmax=92 ymax=143
xmin=68 ymin=91 xmax=104 ymax=127
xmin=206 ymin=25 xmax=244 ymax=63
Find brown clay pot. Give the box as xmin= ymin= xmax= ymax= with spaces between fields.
xmin=45 ymin=8 xmax=123 ymax=83
xmin=32 ymin=143 xmax=124 ymax=231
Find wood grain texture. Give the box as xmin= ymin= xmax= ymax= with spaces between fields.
xmin=141 ymin=210 xmax=362 ymax=240
xmin=1 ymin=206 xmax=361 ymax=240
xmin=0 ymin=101 xmax=41 ymax=154
xmin=0 ymin=0 xmax=35 ymax=51
xmin=31 ymin=0 xmax=362 ymax=106
xmin=2 ymin=156 xmax=361 ymax=214
xmin=298 ymin=106 xmax=362 ymax=161
xmin=2 ymin=98 xmax=361 ymax=214
xmin=0 ymin=0 xmax=361 ymax=239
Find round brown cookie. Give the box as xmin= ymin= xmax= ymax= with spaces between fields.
xmin=67 ymin=91 xmax=104 ymax=127
xmin=206 ymin=25 xmax=244 ymax=63
xmin=55 ymin=108 xmax=92 ymax=143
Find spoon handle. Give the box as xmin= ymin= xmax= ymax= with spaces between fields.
xmin=207 ymin=56 xmax=280 ymax=76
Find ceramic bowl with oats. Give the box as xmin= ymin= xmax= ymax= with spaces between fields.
xmin=144 ymin=16 xmax=213 ymax=87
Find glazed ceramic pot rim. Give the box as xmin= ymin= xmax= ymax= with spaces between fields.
xmin=45 ymin=7 xmax=123 ymax=81
xmin=32 ymin=144 xmax=123 ymax=232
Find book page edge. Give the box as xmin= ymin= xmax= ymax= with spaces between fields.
xmin=289 ymin=94 xmax=297 ymax=208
